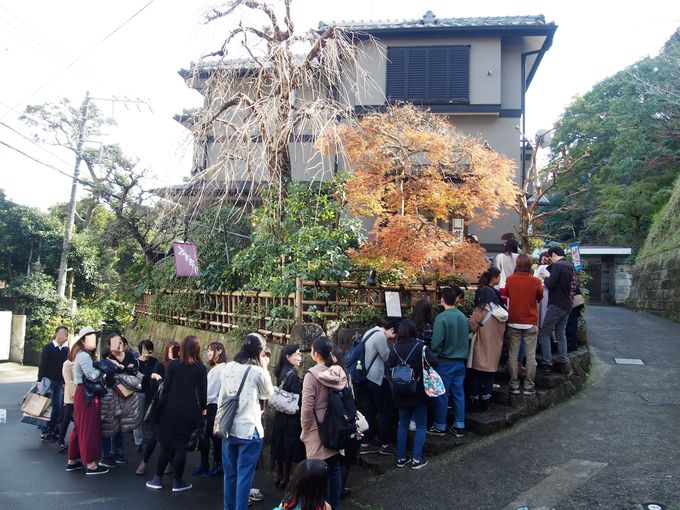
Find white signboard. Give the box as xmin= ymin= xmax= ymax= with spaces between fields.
xmin=0 ymin=311 xmax=11 ymax=360
xmin=384 ymin=292 xmax=402 ymax=318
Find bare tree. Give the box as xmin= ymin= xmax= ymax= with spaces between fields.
xmin=183 ymin=0 xmax=381 ymax=225
xmin=514 ymin=127 xmax=590 ymax=252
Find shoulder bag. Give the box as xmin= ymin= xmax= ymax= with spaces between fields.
xmin=214 ymin=365 xmax=252 ymax=438
xmin=422 ymin=346 xmax=446 ymax=398
xmin=268 ymin=371 xmax=300 ymax=415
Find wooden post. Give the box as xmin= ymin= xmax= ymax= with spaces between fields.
xmin=295 ymin=276 xmax=303 ymax=324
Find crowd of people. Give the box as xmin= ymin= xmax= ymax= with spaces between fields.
xmin=31 ymin=233 xmax=584 ymax=510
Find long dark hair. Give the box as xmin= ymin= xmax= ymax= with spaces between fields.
xmin=234 ymin=333 xmax=266 ymax=365
xmin=411 ymin=300 xmax=432 ymax=332
xmin=283 ymin=459 xmax=330 ymax=510
xmin=68 ymin=336 xmax=96 ymax=362
xmin=311 ymin=337 xmax=335 ymax=368
xmin=478 ymin=267 xmax=501 ymax=288
xmin=331 ymin=347 xmax=348 ymax=378
xmin=274 ymin=343 xmax=300 ymax=379
xmin=208 ymin=342 xmax=227 ymax=366
xmin=396 ymin=319 xmax=417 ymax=342
xmin=504 ymin=238 xmax=519 ymax=255
xmin=180 ymin=335 xmax=202 ymax=366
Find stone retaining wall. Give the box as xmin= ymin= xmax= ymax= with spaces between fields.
xmin=627 ymin=248 xmax=680 ymax=323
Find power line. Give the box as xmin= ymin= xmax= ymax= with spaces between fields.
xmin=2 ymin=0 xmax=158 ymax=118
xmin=0 ymin=139 xmax=90 ymax=185
xmin=0 ymin=120 xmax=75 ymax=168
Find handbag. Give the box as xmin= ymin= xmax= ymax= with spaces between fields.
xmin=21 ymin=391 xmax=51 ymax=417
xmin=114 ymin=383 xmax=135 ymax=399
xmin=356 ymin=410 xmax=369 ymax=433
xmin=422 ymin=347 xmax=446 ymax=398
xmin=268 ymin=373 xmax=300 ymax=415
xmin=214 ymin=365 xmax=252 ymax=438
xmin=144 ymin=381 xmax=164 ymax=425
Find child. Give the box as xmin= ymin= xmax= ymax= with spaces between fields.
xmin=275 ymin=459 xmax=332 ymax=510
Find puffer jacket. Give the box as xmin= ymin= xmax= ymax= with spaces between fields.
xmin=100 ymin=372 xmax=143 ymax=438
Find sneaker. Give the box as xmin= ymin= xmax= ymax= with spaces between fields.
xmin=359 ymin=444 xmax=380 ymax=455
xmin=206 ymin=463 xmax=223 ymax=477
xmin=522 ymin=388 xmax=536 ymax=396
xmin=411 ymin=459 xmax=429 ymax=470
xmin=66 ymin=461 xmax=84 ymax=472
xmin=41 ymin=434 xmax=58 ymax=443
xmin=379 ymin=444 xmax=396 ymax=456
xmin=172 ymin=479 xmax=193 ymax=492
xmin=396 ymin=457 xmax=411 ymax=468
xmin=58 ymin=442 xmax=68 ymax=453
xmin=99 ymin=456 xmax=118 ymax=468
xmin=249 ymin=488 xmax=264 ymax=502
xmin=146 ymin=476 xmax=163 ymax=489
xmin=448 ymin=427 xmax=464 ymax=438
xmin=426 ymin=427 xmax=446 ymax=437
xmin=86 ymin=465 xmax=110 ymax=475
xmin=509 ymin=386 xmax=521 ymax=395
xmin=113 ymin=453 xmax=128 ymax=464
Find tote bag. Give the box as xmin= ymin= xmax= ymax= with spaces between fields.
xmin=422 ymin=347 xmax=446 ymax=398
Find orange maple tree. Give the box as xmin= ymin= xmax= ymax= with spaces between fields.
xmin=323 ymin=104 xmax=518 ymax=283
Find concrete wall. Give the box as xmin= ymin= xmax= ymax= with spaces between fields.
xmin=10 ymin=314 xmax=26 ymax=364
xmin=627 ymin=248 xmax=680 ymax=322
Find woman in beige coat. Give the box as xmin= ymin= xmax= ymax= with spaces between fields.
xmin=468 ymin=267 xmax=507 ymax=412
xmin=300 ymin=337 xmax=348 ymax=510
xmin=57 ymin=357 xmax=76 ymax=452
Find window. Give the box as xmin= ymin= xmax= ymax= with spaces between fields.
xmin=386 ymin=46 xmax=470 ymax=104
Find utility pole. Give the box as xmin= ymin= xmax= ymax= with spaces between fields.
xmin=56 ymin=92 xmax=90 ymax=298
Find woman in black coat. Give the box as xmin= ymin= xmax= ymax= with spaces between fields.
xmin=271 ymin=343 xmax=305 ymax=488
xmin=387 ymin=319 xmax=439 ymax=470
xmin=146 ymin=336 xmax=207 ymax=493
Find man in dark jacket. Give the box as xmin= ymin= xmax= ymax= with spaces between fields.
xmin=37 ymin=325 xmax=70 ymax=442
xmin=537 ymin=247 xmax=575 ymax=374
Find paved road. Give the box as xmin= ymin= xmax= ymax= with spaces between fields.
xmin=347 ymin=306 xmax=680 ymax=510
xmin=1 ymin=306 xmax=679 ymax=510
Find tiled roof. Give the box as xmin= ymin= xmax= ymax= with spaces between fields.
xmin=319 ymin=11 xmax=552 ymax=32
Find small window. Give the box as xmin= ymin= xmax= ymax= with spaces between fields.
xmin=386 ymin=46 xmax=470 ymax=104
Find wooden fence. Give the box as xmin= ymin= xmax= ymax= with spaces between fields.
xmin=135 ymin=279 xmax=462 ymax=344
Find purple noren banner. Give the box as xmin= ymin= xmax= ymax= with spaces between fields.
xmin=174 ymin=242 xmax=199 ymax=278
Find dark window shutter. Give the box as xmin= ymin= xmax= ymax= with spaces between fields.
xmin=386 ymin=47 xmax=406 ymax=101
xmin=386 ymin=45 xmax=470 ymax=104
xmin=406 ymin=47 xmax=427 ymax=101
xmin=427 ymin=47 xmax=448 ymax=102
xmin=449 ymin=46 xmax=470 ymax=103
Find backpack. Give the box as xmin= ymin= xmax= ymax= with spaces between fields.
xmin=314 ymin=385 xmax=357 ymax=450
xmin=345 ymin=329 xmax=379 ymax=385
xmin=390 ymin=343 xmax=421 ymax=396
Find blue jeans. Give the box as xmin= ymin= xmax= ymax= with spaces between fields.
xmin=103 ymin=430 xmax=123 ymax=457
xmin=433 ymin=361 xmax=466 ymax=430
xmin=539 ymin=304 xmax=570 ymax=365
xmin=397 ymin=405 xmax=427 ymax=462
xmin=325 ymin=454 xmax=342 ymax=510
xmin=42 ymin=380 xmax=63 ymax=435
xmin=223 ymin=431 xmax=263 ymax=510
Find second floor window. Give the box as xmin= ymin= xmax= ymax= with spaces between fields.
xmin=386 ymin=45 xmax=470 ymax=105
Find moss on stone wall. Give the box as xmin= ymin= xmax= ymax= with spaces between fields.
xmin=638 ymin=176 xmax=680 ymax=260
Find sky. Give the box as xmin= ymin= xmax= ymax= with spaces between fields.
xmin=1 ymin=0 xmax=679 ymax=210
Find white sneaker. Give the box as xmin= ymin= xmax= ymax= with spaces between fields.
xmin=249 ymin=488 xmax=264 ymax=502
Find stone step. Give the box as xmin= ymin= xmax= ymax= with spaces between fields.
xmin=465 ymin=404 xmax=523 ymax=435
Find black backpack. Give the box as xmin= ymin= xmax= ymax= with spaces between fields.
xmin=314 ymin=385 xmax=357 ymax=450
xmin=345 ymin=329 xmax=379 ymax=385
xmin=390 ymin=343 xmax=421 ymax=396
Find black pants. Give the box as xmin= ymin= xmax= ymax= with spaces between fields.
xmin=57 ymin=403 xmax=73 ymax=443
xmin=468 ymin=368 xmax=495 ymax=400
xmin=361 ymin=378 xmax=393 ymax=445
xmin=156 ymin=444 xmax=186 ymax=480
xmin=199 ymin=403 xmax=220 ymax=466
xmin=566 ymin=305 xmax=583 ymax=350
